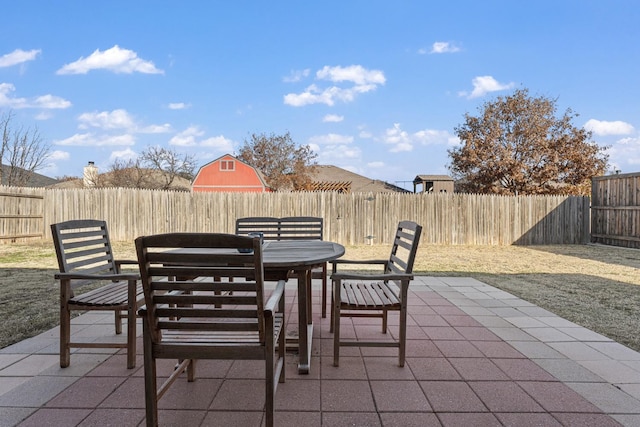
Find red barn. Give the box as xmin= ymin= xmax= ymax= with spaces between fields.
xmin=192 ymin=154 xmax=272 ymax=193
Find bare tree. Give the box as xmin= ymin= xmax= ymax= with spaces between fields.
xmin=105 ymin=158 xmax=151 ymax=188
xmin=448 ymin=88 xmax=609 ymax=195
xmin=236 ymin=131 xmax=318 ymax=191
xmin=139 ymin=146 xmax=196 ymax=190
xmin=1 ymin=111 xmax=50 ymax=186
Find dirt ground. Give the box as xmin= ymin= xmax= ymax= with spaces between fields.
xmin=1 ymin=241 xmax=639 ymax=351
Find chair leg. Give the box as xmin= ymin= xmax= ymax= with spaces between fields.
xmin=115 ymin=310 xmax=123 ymax=335
xmin=329 ymin=289 xmax=334 ymax=333
xmin=333 ymin=280 xmax=341 ymax=367
xmin=127 ymin=280 xmax=137 ymax=369
xmin=187 ymin=359 xmax=196 ymax=381
xmin=142 ymin=320 xmax=158 ymax=427
xmin=60 ymin=304 xmax=71 ymax=368
xmin=265 ymin=359 xmax=274 ymax=427
xmin=126 ymin=312 xmax=136 ymax=369
xmin=321 ymin=263 xmax=327 ymax=318
xmin=60 ymin=281 xmax=71 ymax=368
xmin=265 ymin=320 xmax=275 ymax=427
xmin=382 ymin=308 xmax=388 ymax=333
xmin=399 ymin=307 xmax=407 ymax=367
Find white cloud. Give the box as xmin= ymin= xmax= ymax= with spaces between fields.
xmin=413 ymin=129 xmax=460 ymax=146
xmin=78 ymin=109 xmax=135 ymax=130
xmin=382 ymin=123 xmax=414 ymax=152
xmin=32 ymin=94 xmax=72 ymax=109
xmin=49 ymin=150 xmax=70 ymax=160
xmin=0 ymin=49 xmax=41 ymax=67
xmin=459 ymin=76 xmax=515 ymax=99
xmin=168 ymin=102 xmax=189 ymax=110
xmin=358 ymin=127 xmax=373 ymax=138
xmin=367 ymin=161 xmax=385 ymax=168
xmin=308 ymin=133 xmax=354 ymax=145
xmin=169 ymin=126 xmax=231 ymax=150
xmin=140 ymin=124 xmax=172 ymax=134
xmin=316 ymin=65 xmax=385 ymax=85
xmin=584 ymin=119 xmax=635 ymax=136
xmin=424 ymin=42 xmax=461 ymax=54
xmin=109 ymin=147 xmax=138 ymax=162
xmin=77 ymin=109 xmax=170 ymax=134
xmin=200 ymin=135 xmax=234 ymax=151
xmin=308 ymin=132 xmax=360 ymax=165
xmin=169 ymin=126 xmax=203 ymax=147
xmin=57 ymin=45 xmax=163 ymax=75
xmin=283 ymin=69 xmax=310 ymax=83
xmin=607 ymin=136 xmax=640 ymax=170
xmin=284 ymin=65 xmax=385 ymax=107
xmin=54 ymin=133 xmax=136 ymax=146
xmin=285 ymin=83 xmax=378 ymax=107
xmin=284 ymin=85 xmax=331 ymax=106
xmin=319 ymin=144 xmax=361 ymax=160
xmin=381 ymin=124 xmax=458 ymax=153
xmin=323 ymin=114 xmax=344 ymax=123
xmin=0 ymin=83 xmax=71 ymax=109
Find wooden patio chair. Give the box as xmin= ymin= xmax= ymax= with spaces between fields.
xmin=135 ymin=232 xmax=286 ymax=427
xmin=51 ymin=219 xmax=144 ymax=369
xmin=330 ymin=220 xmax=422 ymax=367
xmin=236 ymin=216 xmax=329 ymax=317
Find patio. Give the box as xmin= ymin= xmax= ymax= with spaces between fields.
xmin=1 ymin=276 xmax=639 ymax=427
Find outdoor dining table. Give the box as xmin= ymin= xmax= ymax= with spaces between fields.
xmin=258 ymin=239 xmax=345 ymax=373
xmin=169 ymin=239 xmax=345 ymax=374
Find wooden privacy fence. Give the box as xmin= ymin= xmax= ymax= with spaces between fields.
xmin=591 ymin=172 xmax=640 ymax=249
xmin=0 ymin=187 xmax=45 ymax=241
xmin=0 ymin=185 xmax=591 ymax=245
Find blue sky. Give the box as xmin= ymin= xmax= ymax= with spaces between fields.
xmin=2 ymin=1 xmax=639 ymax=189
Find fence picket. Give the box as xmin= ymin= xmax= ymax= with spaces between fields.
xmin=0 ymin=185 xmax=591 ymax=245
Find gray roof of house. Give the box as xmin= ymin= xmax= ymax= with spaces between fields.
xmin=1 ymin=164 xmax=59 ymax=187
xmin=311 ymin=165 xmax=409 ymax=193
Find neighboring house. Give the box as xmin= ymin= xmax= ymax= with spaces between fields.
xmin=413 ymin=175 xmax=454 ymax=193
xmin=192 ymin=154 xmax=272 ymax=193
xmin=0 ymin=164 xmax=59 ymax=187
xmin=310 ymin=165 xmax=409 ymax=193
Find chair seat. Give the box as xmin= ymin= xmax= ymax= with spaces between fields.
xmin=339 ymin=282 xmax=400 ymax=310
xmin=71 ymin=281 xmax=143 ymax=307
xmin=159 ymin=314 xmax=284 ymax=345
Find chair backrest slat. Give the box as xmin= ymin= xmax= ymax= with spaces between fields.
xmin=51 ymin=219 xmax=117 ymax=276
xmin=385 ymin=221 xmax=422 ymax=279
xmin=235 ymin=217 xmax=282 ymax=240
xmin=235 ymin=216 xmax=323 ymax=241
xmin=135 ymin=233 xmax=267 ymax=342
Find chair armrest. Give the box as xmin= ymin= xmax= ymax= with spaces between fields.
xmin=115 ymin=259 xmax=139 ymax=267
xmin=114 ymin=259 xmax=139 ymax=273
xmin=264 ymin=280 xmax=286 ymax=317
xmin=331 ymin=272 xmax=414 ymax=281
xmin=115 ymin=259 xmax=139 ymax=265
xmin=54 ymin=272 xmax=140 ymax=281
xmin=332 ymin=259 xmax=388 ymax=266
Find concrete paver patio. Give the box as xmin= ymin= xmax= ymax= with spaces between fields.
xmin=1 ymin=276 xmax=639 ymax=426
